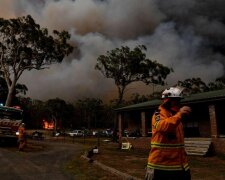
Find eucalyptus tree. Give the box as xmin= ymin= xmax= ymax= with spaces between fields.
xmin=176 ymin=78 xmax=209 ymax=94
xmin=0 ymin=76 xmax=28 ymax=105
xmin=95 ymin=45 xmax=172 ymax=105
xmin=177 ymin=77 xmax=225 ymax=94
xmin=0 ymin=15 xmax=73 ymax=106
xmin=208 ymin=78 xmax=225 ymax=91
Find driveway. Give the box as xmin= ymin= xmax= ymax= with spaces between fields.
xmin=0 ymin=140 xmax=83 ymax=180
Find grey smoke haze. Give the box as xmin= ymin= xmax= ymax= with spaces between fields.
xmin=0 ymin=0 xmax=225 ymax=102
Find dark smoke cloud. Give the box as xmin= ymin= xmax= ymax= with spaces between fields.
xmin=1 ymin=0 xmax=225 ymax=102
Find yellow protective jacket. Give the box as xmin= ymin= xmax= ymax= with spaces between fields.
xmin=18 ymin=126 xmax=25 ymax=141
xmin=147 ymin=105 xmax=189 ymax=171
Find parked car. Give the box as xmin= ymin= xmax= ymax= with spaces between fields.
xmin=83 ymin=129 xmax=92 ymax=136
xmin=101 ymin=129 xmax=113 ymax=137
xmin=32 ymin=131 xmax=44 ymax=140
xmin=123 ymin=129 xmax=141 ymax=137
xmin=67 ymin=130 xmax=83 ymax=137
xmin=91 ymin=129 xmax=113 ymax=137
xmin=54 ymin=132 xmax=60 ymax=137
xmin=92 ymin=130 xmax=99 ymax=136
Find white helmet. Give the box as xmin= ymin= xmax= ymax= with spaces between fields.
xmin=161 ymin=87 xmax=184 ymax=99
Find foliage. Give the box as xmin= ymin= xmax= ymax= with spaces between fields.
xmin=208 ymin=77 xmax=225 ymax=91
xmin=122 ymin=93 xmax=149 ymax=105
xmin=44 ymin=98 xmax=75 ymax=130
xmin=21 ymin=98 xmax=75 ymax=129
xmin=177 ymin=78 xmax=209 ymax=94
xmin=0 ymin=15 xmax=73 ymax=106
xmin=95 ymin=45 xmax=172 ymax=106
xmin=21 ymin=97 xmax=115 ymax=130
xmin=176 ymin=77 xmax=225 ymax=95
xmin=75 ymin=98 xmax=103 ymax=129
xmin=20 ymin=98 xmax=45 ymax=129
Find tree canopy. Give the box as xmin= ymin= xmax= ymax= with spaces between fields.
xmin=44 ymin=98 xmax=75 ymax=130
xmin=95 ymin=45 xmax=172 ymax=105
xmin=176 ymin=77 xmax=225 ymax=94
xmin=75 ymin=98 xmax=103 ymax=129
xmin=0 ymin=15 xmax=73 ymax=106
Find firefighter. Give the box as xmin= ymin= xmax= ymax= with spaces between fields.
xmin=145 ymin=87 xmax=191 ymax=180
xmin=18 ymin=123 xmax=26 ymax=151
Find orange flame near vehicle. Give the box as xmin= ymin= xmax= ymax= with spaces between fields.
xmin=42 ymin=120 xmax=54 ymax=130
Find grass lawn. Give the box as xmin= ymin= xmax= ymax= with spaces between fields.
xmin=63 ymin=137 xmax=225 ymax=180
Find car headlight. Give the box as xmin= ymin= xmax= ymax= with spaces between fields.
xmin=16 ymin=132 xmax=19 ymax=136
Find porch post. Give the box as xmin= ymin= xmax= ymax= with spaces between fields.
xmin=141 ymin=111 xmax=146 ymax=137
xmin=118 ymin=113 xmax=123 ymax=148
xmin=208 ymin=104 xmax=218 ymax=138
xmin=118 ymin=113 xmax=122 ymax=137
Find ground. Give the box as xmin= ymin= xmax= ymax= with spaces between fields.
xmin=0 ymin=139 xmax=83 ymax=180
xmin=0 ymin=136 xmax=118 ymax=180
xmin=0 ymin=135 xmax=225 ymax=180
xmin=68 ymin=137 xmax=225 ymax=180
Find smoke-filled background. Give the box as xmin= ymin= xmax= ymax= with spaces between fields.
xmin=1 ymin=0 xmax=225 ymax=102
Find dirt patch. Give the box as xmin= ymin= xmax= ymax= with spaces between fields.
xmin=93 ymin=147 xmax=147 ymax=178
xmin=3 ymin=140 xmax=48 ymax=153
xmin=0 ymin=139 xmax=85 ymax=180
xmin=23 ymin=141 xmax=48 ymax=152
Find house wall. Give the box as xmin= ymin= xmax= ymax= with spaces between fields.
xmin=145 ymin=110 xmax=156 ymax=134
xmin=180 ymin=103 xmax=211 ymax=137
xmin=198 ymin=120 xmax=211 ymax=137
xmin=215 ymin=102 xmax=225 ymax=136
xmin=125 ymin=111 xmax=141 ymax=131
xmin=209 ymin=104 xmax=218 ymax=138
xmin=122 ymin=110 xmax=155 ymax=137
xmin=123 ymin=105 xmax=212 ymax=138
xmin=212 ymin=138 xmax=225 ymax=154
xmin=193 ymin=104 xmax=211 ymax=137
xmin=119 ymin=99 xmax=225 ymax=154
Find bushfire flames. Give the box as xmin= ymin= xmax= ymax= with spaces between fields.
xmin=43 ymin=120 xmax=54 ymax=130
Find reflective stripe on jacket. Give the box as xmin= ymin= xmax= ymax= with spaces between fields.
xmin=147 ymin=105 xmax=189 ymax=171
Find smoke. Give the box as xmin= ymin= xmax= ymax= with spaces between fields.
xmin=1 ymin=0 xmax=225 ymax=102
xmin=0 ymin=0 xmax=16 ymax=18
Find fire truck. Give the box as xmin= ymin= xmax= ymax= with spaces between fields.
xmin=0 ymin=106 xmax=23 ymax=143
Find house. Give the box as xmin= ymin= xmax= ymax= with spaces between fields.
xmin=115 ymin=89 xmax=225 ymax=154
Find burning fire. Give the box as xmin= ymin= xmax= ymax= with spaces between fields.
xmin=42 ymin=119 xmax=54 ymax=130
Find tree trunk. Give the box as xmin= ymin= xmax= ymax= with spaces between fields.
xmin=87 ymin=114 xmax=91 ymax=129
xmin=5 ymin=87 xmax=14 ymax=107
xmin=117 ymin=86 xmax=125 ymax=106
xmin=5 ymin=78 xmax=17 ymax=107
xmin=52 ymin=115 xmax=57 ymax=132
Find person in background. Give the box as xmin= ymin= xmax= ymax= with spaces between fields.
xmin=145 ymin=87 xmax=192 ymax=180
xmin=18 ymin=123 xmax=26 ymax=151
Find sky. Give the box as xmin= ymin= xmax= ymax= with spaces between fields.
xmin=0 ymin=0 xmax=225 ymax=102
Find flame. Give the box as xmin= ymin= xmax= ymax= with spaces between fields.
xmin=42 ymin=119 xmax=54 ymax=130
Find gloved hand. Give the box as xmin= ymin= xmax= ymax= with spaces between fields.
xmin=145 ymin=167 xmax=155 ymax=180
xmin=179 ymin=106 xmax=191 ymax=116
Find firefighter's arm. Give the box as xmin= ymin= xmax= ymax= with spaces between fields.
xmin=154 ymin=106 xmax=191 ymax=132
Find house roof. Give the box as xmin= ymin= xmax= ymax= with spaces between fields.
xmin=115 ymin=89 xmax=225 ymax=112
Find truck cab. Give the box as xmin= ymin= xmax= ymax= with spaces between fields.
xmin=0 ymin=106 xmax=23 ymax=143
